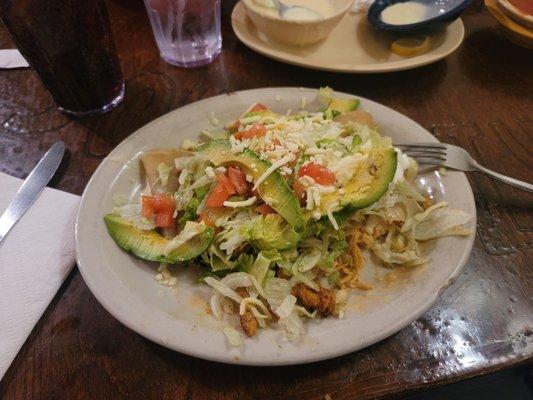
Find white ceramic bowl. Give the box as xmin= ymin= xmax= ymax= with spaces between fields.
xmin=242 ymin=0 xmax=354 ymax=46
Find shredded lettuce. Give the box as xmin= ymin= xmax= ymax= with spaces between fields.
xmin=407 ymin=203 xmax=472 ymax=241
xmin=218 ymin=212 xmax=251 ymax=256
xmin=156 ymin=162 xmax=172 ymax=187
xmin=274 ymin=295 xmax=297 ymax=319
xmin=241 ymin=214 xmax=300 ymax=251
xmin=164 ymin=221 xmax=206 ymax=255
xmin=264 ymin=277 xmax=292 ymax=308
xmin=223 ymin=326 xmax=243 ymax=347
xmin=249 ymin=250 xmax=281 ymax=284
xmin=204 ymin=276 xmax=243 ymax=303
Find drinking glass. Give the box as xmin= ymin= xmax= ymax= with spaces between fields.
xmin=0 ymin=0 xmax=124 ymax=116
xmin=143 ymin=0 xmax=222 ymax=67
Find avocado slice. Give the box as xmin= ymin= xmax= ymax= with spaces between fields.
xmin=319 ymin=87 xmax=360 ymax=118
xmin=320 ymin=147 xmax=397 ymax=218
xmin=104 ymin=214 xmax=214 ymax=263
xmin=227 ymin=109 xmax=278 ymax=131
xmin=241 ymin=214 xmax=300 ymax=251
xmin=198 ymin=141 xmax=305 ymax=231
xmin=327 ymin=98 xmax=360 ymax=115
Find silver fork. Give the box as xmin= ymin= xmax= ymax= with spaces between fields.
xmin=396 ymin=143 xmax=533 ymax=192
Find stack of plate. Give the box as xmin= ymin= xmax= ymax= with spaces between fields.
xmin=485 ymin=0 xmax=533 ymax=48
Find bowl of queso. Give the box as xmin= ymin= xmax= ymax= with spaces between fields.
xmin=242 ymin=0 xmax=354 ymax=46
xmin=367 ymin=0 xmax=472 ymax=33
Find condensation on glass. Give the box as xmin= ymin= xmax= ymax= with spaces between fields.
xmin=143 ymin=0 xmax=222 ymax=68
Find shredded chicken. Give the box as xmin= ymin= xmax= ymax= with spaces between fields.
xmin=350 ymin=226 xmax=374 ymax=249
xmin=332 ymin=226 xmax=374 ymax=290
xmin=240 ymin=311 xmax=258 ymax=337
xmin=420 ymin=196 xmax=433 ymax=210
xmin=291 ymin=283 xmax=336 ymax=316
xmin=236 ymin=287 xmax=258 ymax=337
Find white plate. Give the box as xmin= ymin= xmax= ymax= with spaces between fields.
xmin=231 ymin=2 xmax=465 ymax=73
xmin=76 ymin=88 xmax=476 ymax=366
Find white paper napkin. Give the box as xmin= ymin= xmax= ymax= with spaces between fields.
xmin=0 ymin=172 xmax=79 ymax=381
xmin=0 ymin=49 xmax=29 ymax=69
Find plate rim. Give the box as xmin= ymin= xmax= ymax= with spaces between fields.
xmin=231 ymin=2 xmax=465 ymax=74
xmin=75 ymin=87 xmax=476 ymax=366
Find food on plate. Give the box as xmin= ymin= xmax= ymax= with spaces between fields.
xmin=391 ymin=36 xmax=432 ymax=57
xmin=105 ymin=88 xmax=471 ymax=344
xmin=380 ymin=1 xmax=442 ymax=25
xmin=245 ymin=0 xmax=336 ymax=21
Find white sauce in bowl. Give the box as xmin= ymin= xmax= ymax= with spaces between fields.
xmin=381 ymin=1 xmax=443 ymax=25
xmin=246 ymin=0 xmax=336 ymax=21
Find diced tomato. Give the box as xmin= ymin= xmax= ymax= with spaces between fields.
xmin=142 ymin=194 xmax=176 ymax=218
xmin=206 ymin=182 xmax=232 ymax=208
xmin=199 ymin=212 xmax=215 ymax=227
xmin=249 ymin=103 xmax=267 ymax=112
xmin=298 ymin=162 xmax=336 ymax=186
xmin=142 ymin=193 xmax=176 ymax=228
xmin=155 ymin=213 xmax=174 ymax=228
xmin=227 ymin=166 xmax=249 ymax=195
xmin=234 ymin=123 xmax=266 ymax=140
xmin=216 ymin=173 xmax=236 ymax=195
xmin=292 ymin=179 xmax=307 ymax=204
xmin=256 ymin=203 xmax=276 ymax=216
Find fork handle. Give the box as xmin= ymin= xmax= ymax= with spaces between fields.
xmin=473 ymin=162 xmax=533 ymax=192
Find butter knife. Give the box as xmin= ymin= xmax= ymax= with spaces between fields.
xmin=0 ymin=141 xmax=65 ymax=244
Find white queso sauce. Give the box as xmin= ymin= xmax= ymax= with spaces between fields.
xmin=381 ymin=1 xmax=441 ymax=25
xmin=248 ymin=0 xmax=336 ymax=21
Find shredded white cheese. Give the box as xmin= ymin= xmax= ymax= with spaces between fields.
xmin=178 ymin=168 xmax=188 ymax=185
xmin=252 ymin=153 xmax=294 ymax=190
xmin=223 ymin=196 xmax=257 ymax=208
xmin=229 ymin=135 xmax=248 ymax=154
xmin=205 ymin=166 xmax=216 ymax=179
xmin=156 ymin=263 xmax=177 ymax=286
xmin=327 ymin=203 xmax=339 ymax=230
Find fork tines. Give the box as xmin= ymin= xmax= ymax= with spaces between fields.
xmin=395 ymin=143 xmax=447 ymax=164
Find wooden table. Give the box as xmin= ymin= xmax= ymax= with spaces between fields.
xmin=0 ymin=0 xmax=531 ymax=398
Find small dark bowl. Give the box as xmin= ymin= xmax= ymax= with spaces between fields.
xmin=367 ymin=0 xmax=472 ymax=33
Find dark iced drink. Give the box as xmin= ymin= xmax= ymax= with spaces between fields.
xmin=0 ymin=0 xmax=124 ymax=116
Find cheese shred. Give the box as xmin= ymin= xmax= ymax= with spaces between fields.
xmin=252 ymin=154 xmax=294 ymax=190
xmin=223 ymin=196 xmax=257 ymax=208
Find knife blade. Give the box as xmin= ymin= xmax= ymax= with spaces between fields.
xmin=0 ymin=141 xmax=65 ymax=244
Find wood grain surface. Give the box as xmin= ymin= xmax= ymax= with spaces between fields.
xmin=0 ymin=0 xmax=532 ymax=398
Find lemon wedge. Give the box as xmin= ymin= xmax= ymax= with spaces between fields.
xmin=391 ymin=36 xmax=432 ymax=57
